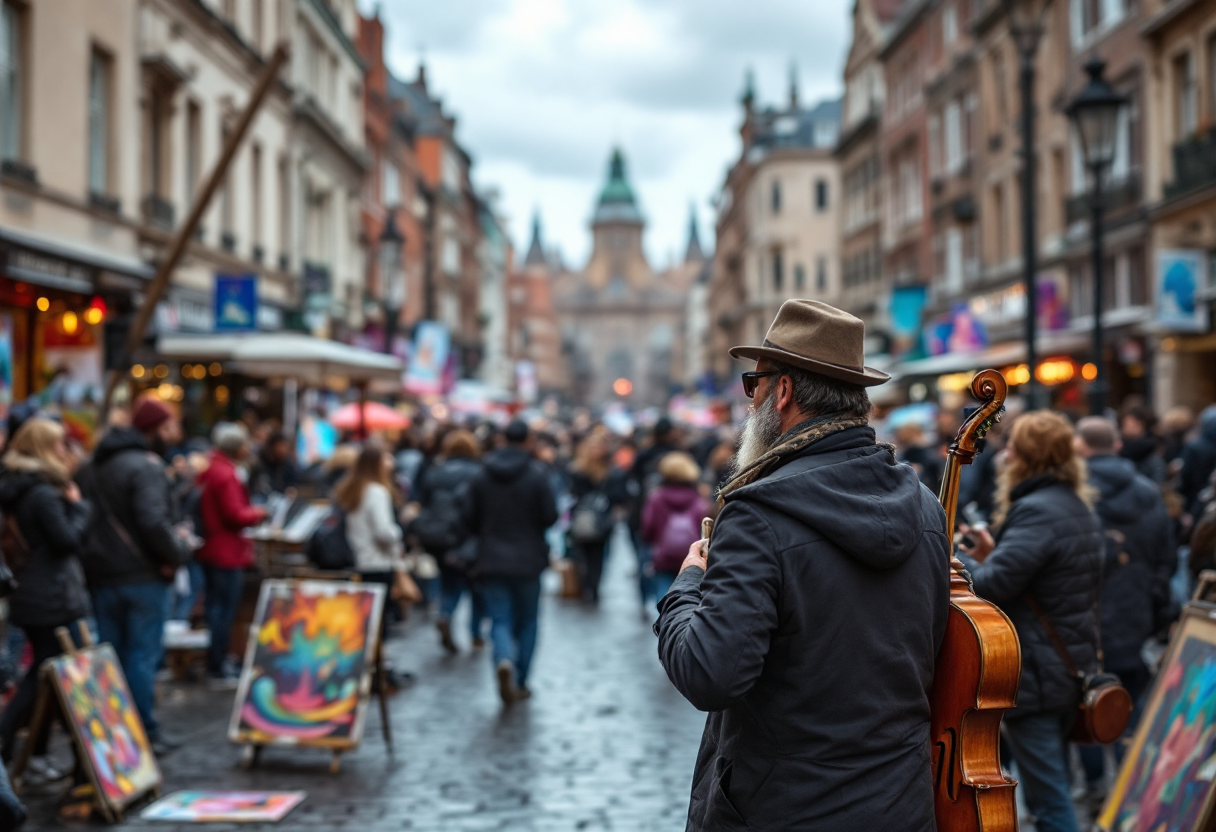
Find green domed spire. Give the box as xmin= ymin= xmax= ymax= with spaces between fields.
xmin=593 ymin=147 xmax=643 ymax=225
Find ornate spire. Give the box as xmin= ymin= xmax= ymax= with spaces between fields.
xmin=524 ymin=210 xmax=546 ymax=267
xmin=789 ymin=61 xmax=799 ymax=110
xmin=593 ymin=147 xmax=643 ymax=226
xmin=741 ymin=67 xmax=756 ymax=111
xmin=684 ymin=203 xmax=705 ymax=264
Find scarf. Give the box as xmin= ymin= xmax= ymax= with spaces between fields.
xmin=717 ymin=412 xmax=873 ymax=502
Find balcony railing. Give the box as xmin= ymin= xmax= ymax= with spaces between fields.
xmin=1164 ymin=127 xmax=1216 ymax=201
xmin=1064 ymin=174 xmax=1141 ymax=225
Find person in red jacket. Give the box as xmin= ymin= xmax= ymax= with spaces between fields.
xmin=196 ymin=422 xmax=266 ymax=685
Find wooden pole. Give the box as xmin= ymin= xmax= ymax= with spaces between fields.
xmin=101 ymin=43 xmax=290 ymax=416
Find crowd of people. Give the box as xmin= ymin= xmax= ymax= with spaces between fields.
xmin=0 ymin=345 xmax=1210 ymax=830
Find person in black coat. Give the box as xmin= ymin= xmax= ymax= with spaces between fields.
xmin=0 ymin=418 xmax=91 ymax=777
xmin=464 ymin=421 xmax=557 ymax=705
xmin=1180 ymin=406 xmax=1216 ymax=519
xmin=959 ymin=411 xmax=1103 ymax=832
xmin=417 ymin=429 xmax=485 ymax=654
xmin=657 ymin=301 xmax=949 ymax=832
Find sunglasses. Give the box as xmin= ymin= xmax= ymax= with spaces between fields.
xmin=741 ymin=370 xmax=781 ymax=399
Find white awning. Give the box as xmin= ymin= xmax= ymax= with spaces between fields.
xmin=157 ymin=332 xmax=403 ymax=384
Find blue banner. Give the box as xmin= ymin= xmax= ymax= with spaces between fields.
xmin=214 ymin=274 xmax=258 ymax=332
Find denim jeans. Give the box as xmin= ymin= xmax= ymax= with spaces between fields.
xmin=480 ymin=576 xmax=541 ymax=688
xmin=92 ymin=582 xmax=170 ymax=739
xmin=438 ymin=567 xmax=486 ymax=640
xmin=1004 ymin=710 xmax=1081 ymax=832
xmin=630 ymin=529 xmax=654 ymax=606
xmin=171 ymin=561 xmax=205 ymax=622
xmin=202 ymin=566 xmax=244 ymax=675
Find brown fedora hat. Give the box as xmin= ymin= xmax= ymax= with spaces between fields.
xmin=729 ymin=299 xmax=890 ymax=387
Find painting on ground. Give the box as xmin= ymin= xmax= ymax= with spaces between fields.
xmin=140 ymin=790 xmax=306 ymax=822
xmin=1099 ymin=604 xmax=1216 ymax=831
xmin=229 ymin=579 xmax=385 ymax=748
xmin=48 ymin=644 xmax=161 ymax=813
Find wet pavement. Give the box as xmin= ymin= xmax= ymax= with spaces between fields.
xmin=21 ymin=530 xmax=706 ymax=831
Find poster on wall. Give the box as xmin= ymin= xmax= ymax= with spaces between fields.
xmin=1098 ymin=604 xmax=1216 ymax=831
xmin=1156 ymin=249 xmax=1209 ymax=333
xmin=0 ymin=314 xmax=12 ymax=421
xmin=229 ymin=580 xmax=385 ymax=751
xmin=214 ymin=274 xmax=259 ymax=332
xmin=404 ymin=321 xmax=450 ymax=396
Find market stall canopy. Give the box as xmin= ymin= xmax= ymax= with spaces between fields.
xmin=158 ymin=332 xmax=403 ymax=384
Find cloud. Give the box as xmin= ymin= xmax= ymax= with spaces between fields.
xmin=364 ymin=0 xmax=850 ymax=265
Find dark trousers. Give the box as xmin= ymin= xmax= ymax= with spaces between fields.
xmin=1003 ymin=710 xmax=1081 ymax=832
xmin=92 ymin=582 xmax=169 ymax=739
xmin=438 ymin=567 xmax=486 ymax=639
xmin=480 ymin=576 xmax=541 ymax=688
xmin=572 ymin=539 xmax=609 ymax=601
xmin=202 ymin=565 xmax=244 ymax=674
xmin=0 ymin=622 xmax=85 ymax=760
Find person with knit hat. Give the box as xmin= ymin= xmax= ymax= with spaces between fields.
xmin=77 ymin=395 xmax=191 ymax=755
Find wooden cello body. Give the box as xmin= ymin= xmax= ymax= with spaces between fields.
xmin=931 ymin=370 xmax=1022 ymax=832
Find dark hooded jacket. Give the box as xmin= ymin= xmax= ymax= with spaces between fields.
xmin=959 ymin=475 xmax=1103 ymax=715
xmin=465 ymin=446 xmax=558 ymax=579
xmin=77 ymin=427 xmax=190 ymax=587
xmin=656 ymin=425 xmax=950 ymax=832
xmin=1180 ymin=406 xmax=1216 ymax=517
xmin=0 ymin=457 xmax=91 ymax=628
xmin=1087 ymin=455 xmax=1176 ymax=670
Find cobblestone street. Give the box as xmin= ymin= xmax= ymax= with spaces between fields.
xmin=22 ymin=533 xmax=705 ymax=831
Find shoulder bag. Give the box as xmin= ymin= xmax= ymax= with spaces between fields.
xmin=1024 ymin=594 xmax=1133 ymax=745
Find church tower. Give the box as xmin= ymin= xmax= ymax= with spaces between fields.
xmin=583 ymin=148 xmax=651 ymax=291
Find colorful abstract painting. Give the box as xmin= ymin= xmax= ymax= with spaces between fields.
xmin=229 ymin=580 xmax=384 ymax=749
xmin=48 ymin=644 xmax=161 ymax=812
xmin=1099 ymin=606 xmax=1216 ymax=831
xmin=140 ymin=790 xmax=306 ymax=822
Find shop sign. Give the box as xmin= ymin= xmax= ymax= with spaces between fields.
xmin=156 ymin=297 xmax=214 ymax=333
xmin=1156 ymin=249 xmax=1209 ymax=333
xmin=4 ymin=247 xmax=94 ymax=294
xmin=214 ymin=274 xmax=258 ymax=332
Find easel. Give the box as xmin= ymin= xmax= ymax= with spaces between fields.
xmin=236 ymin=573 xmax=393 ymax=774
xmin=11 ymin=622 xmax=161 ymax=823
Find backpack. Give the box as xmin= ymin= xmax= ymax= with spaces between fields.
xmin=654 ymin=504 xmax=702 ymax=570
xmin=569 ymin=490 xmax=614 ymax=544
xmin=305 ymin=507 xmax=356 ymax=570
xmin=411 ymin=490 xmax=467 ymax=554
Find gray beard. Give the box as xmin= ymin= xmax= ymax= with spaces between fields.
xmin=734 ymin=393 xmax=784 ymax=471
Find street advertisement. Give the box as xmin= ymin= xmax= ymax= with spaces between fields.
xmin=214 ymin=274 xmax=259 ymax=332
xmin=405 ymin=321 xmax=450 ymax=396
xmin=889 ymin=285 xmax=927 ymax=357
xmin=1156 ymin=249 xmax=1209 ymax=332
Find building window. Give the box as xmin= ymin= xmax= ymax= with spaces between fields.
xmin=944 ymin=100 xmax=963 ymax=173
xmin=1070 ymin=0 xmax=1127 ymax=48
xmin=252 ymin=0 xmax=264 ymax=51
xmin=944 ymin=228 xmax=963 ymax=294
xmin=771 ymin=180 xmax=782 ymax=214
xmin=942 ymin=3 xmax=958 ymax=47
xmin=993 ymin=184 xmax=1007 ymax=262
xmin=815 ymin=179 xmax=828 ymax=211
xmin=185 ymin=101 xmax=201 ymax=205
xmin=772 ymin=249 xmax=784 ymax=292
xmin=1176 ymin=51 xmax=1198 ymax=138
xmin=147 ymin=87 xmax=169 ymax=198
xmin=278 ymin=155 xmax=290 ymax=261
xmin=88 ymin=47 xmax=113 ymax=195
xmin=816 ymin=256 xmax=827 ymax=292
xmin=0 ymin=1 xmax=25 ymax=161
xmin=794 ymin=264 xmax=806 ymax=290
xmin=1209 ymin=35 xmax=1216 ymax=125
xmin=220 ymin=126 xmax=233 ymax=240
xmin=251 ymin=143 xmax=263 ymax=248
xmin=382 ymin=161 xmax=401 ymax=206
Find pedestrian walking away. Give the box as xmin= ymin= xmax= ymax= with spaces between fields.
xmin=464 ymin=420 xmax=558 ymax=706
xmin=77 ymin=397 xmax=192 ymax=755
xmin=958 ymin=411 xmax=1104 ymax=832
xmin=655 ymin=300 xmax=950 ymax=831
xmin=642 ymin=451 xmax=710 ymax=603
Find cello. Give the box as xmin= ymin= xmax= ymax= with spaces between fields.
xmin=931 ymin=369 xmax=1022 ymax=832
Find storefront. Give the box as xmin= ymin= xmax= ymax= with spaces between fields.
xmin=0 ymin=228 xmax=152 ymax=444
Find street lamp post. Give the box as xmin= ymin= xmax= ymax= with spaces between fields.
xmin=1004 ymin=0 xmax=1050 ymax=408
xmin=1066 ymin=57 xmax=1128 ymax=416
xmin=379 ymin=208 xmax=406 ymax=355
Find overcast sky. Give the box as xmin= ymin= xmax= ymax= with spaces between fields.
xmin=362 ymin=0 xmax=851 ymax=268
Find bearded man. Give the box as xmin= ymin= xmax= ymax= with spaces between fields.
xmin=655 ymin=300 xmax=950 ymax=832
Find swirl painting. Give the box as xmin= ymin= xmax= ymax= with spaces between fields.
xmin=229 ymin=580 xmax=385 ymax=749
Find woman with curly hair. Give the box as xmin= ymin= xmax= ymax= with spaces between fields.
xmin=958 ymin=411 xmax=1103 ymax=832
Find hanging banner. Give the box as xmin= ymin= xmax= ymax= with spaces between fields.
xmin=1156 ymin=250 xmax=1209 ymax=332
xmin=214 ymin=274 xmax=259 ymax=332
xmin=404 ymin=321 xmax=450 ymax=396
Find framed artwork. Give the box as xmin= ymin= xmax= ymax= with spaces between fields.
xmin=46 ymin=643 xmax=162 ymax=818
xmin=141 ymin=790 xmax=306 ymax=822
xmin=1098 ymin=603 xmax=1216 ymax=832
xmin=229 ymin=580 xmax=385 ymax=751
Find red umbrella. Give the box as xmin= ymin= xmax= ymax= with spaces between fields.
xmin=329 ymin=401 xmax=410 ymax=432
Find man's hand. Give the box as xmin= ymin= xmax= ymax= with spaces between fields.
xmin=679 ymin=539 xmax=708 ymax=575
xmin=958 ymin=524 xmax=995 ymax=561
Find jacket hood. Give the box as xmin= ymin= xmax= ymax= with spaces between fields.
xmin=654 ymin=482 xmax=701 ymax=512
xmin=484 ymin=446 xmax=533 ymax=482
xmin=731 ymin=426 xmax=939 ymax=570
xmin=0 ymin=465 xmax=52 ymax=510
xmin=93 ymin=427 xmax=152 ymax=465
xmin=1088 ymin=454 xmax=1155 ymax=523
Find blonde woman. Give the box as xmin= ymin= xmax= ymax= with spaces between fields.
xmin=0 ymin=418 xmax=91 ymax=774
xmin=566 ymin=432 xmax=616 ymax=602
xmin=958 ymin=411 xmax=1103 ymax=832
